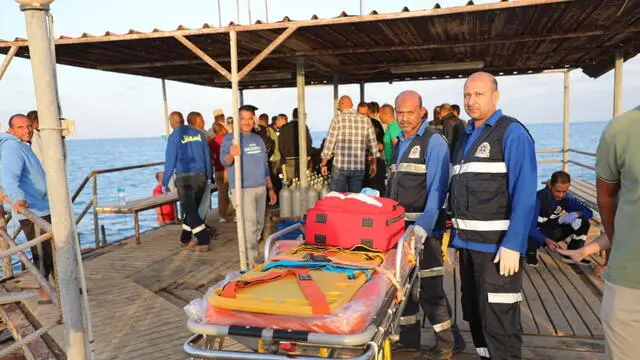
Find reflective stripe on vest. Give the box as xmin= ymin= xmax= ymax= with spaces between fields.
xmin=451 ymin=161 xmax=507 ymax=176
xmin=451 ymin=218 xmax=510 ymax=232
xmin=390 ymin=163 xmax=427 ymax=174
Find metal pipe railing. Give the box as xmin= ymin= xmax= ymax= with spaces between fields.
xmin=68 ymin=161 xmax=166 ymax=248
xmin=568 ymin=148 xmax=596 ymax=157
xmin=568 ymin=160 xmax=596 ymax=171
xmin=536 ymin=148 xmax=596 ymax=171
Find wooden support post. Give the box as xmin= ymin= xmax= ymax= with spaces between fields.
xmin=173 ymin=34 xmax=232 ymax=81
xmin=562 ymin=70 xmax=570 ymax=172
xmin=333 ymin=74 xmax=339 ymax=116
xmin=237 ymin=26 xmax=298 ymax=81
xmin=162 ymin=79 xmax=170 ymax=136
xmin=0 ymin=46 xmax=18 ymax=80
xmin=613 ymin=51 xmax=623 ymax=117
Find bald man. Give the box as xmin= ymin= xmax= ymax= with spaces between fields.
xmin=321 ymin=95 xmax=378 ymax=193
xmin=169 ymin=111 xmax=185 ymax=130
xmin=387 ymin=91 xmax=464 ymax=359
xmin=447 ymin=72 xmax=537 ymax=360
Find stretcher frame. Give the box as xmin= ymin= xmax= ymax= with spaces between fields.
xmin=184 ymin=223 xmax=422 ymax=360
xmin=184 ymin=224 xmax=421 ymax=360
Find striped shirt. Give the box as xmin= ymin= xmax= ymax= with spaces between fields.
xmin=321 ymin=109 xmax=378 ymax=171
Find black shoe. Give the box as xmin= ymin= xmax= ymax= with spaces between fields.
xmin=526 ymin=253 xmax=538 ymax=267
xmin=391 ymin=342 xmax=420 ymax=353
xmin=423 ymin=346 xmax=453 ymax=360
xmin=451 ymin=324 xmax=466 ymax=354
xmin=561 ymin=255 xmax=592 ymax=266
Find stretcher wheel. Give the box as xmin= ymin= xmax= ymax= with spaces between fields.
xmin=411 ymin=278 xmax=420 ymax=302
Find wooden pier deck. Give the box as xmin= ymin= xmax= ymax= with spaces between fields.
xmin=2 ymin=212 xmax=606 ymax=359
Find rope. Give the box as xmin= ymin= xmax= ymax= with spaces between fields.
xmin=0 ymin=321 xmax=59 ymax=358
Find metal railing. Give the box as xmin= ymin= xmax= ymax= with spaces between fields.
xmin=536 ymin=148 xmax=596 ymax=171
xmin=70 ymin=161 xmax=164 ymax=248
xmin=0 ymin=200 xmax=63 ymax=358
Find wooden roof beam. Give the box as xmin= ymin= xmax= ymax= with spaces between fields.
xmin=237 ymin=25 xmax=298 ymax=81
xmin=173 ymin=34 xmax=231 ymax=81
xmin=0 ymin=46 xmax=18 ymax=80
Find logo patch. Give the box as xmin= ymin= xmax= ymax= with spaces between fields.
xmin=408 ymin=145 xmax=421 ymax=159
xmin=475 ymin=142 xmax=491 ymax=158
xmin=554 ymin=206 xmax=562 ymax=214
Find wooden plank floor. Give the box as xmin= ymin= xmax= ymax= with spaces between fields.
xmin=5 ymin=212 xmax=606 ymax=359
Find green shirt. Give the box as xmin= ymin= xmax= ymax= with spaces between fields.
xmin=595 ymin=106 xmax=640 ymax=289
xmin=383 ymin=120 xmax=402 ymax=165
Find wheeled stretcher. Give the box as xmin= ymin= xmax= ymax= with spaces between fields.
xmin=183 ymin=223 xmax=421 ymax=360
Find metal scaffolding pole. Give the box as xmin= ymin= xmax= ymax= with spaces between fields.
xmin=333 ymin=75 xmax=339 ymax=116
xmin=562 ymin=70 xmax=570 ymax=172
xmin=230 ymin=30 xmax=248 ymax=271
xmin=18 ymin=1 xmax=87 ymax=359
xmin=162 ymin=79 xmax=170 ymax=136
xmin=613 ymin=51 xmax=623 ymax=117
xmin=297 ymin=58 xmax=308 ymax=194
xmin=359 ymin=82 xmax=365 ymax=104
xmin=239 ymin=88 xmax=245 ymax=107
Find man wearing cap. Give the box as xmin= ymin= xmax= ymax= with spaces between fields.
xmin=212 ymin=109 xmax=232 ymax=134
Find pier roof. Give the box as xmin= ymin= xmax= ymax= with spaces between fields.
xmin=1 ymin=0 xmax=639 ymax=89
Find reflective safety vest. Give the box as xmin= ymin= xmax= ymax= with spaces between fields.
xmin=386 ymin=127 xmax=436 ymax=222
xmin=449 ymin=116 xmax=531 ymax=244
xmin=536 ymin=188 xmax=568 ymax=226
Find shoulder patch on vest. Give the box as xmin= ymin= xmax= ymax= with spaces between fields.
xmin=408 ymin=145 xmax=421 ymax=159
xmin=474 ymin=142 xmax=491 ymax=158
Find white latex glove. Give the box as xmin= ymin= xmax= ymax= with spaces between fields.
xmin=446 ymin=247 xmax=459 ymax=266
xmin=493 ymin=247 xmax=520 ymax=276
xmin=413 ymin=225 xmax=427 ymax=245
xmin=558 ymin=212 xmax=579 ymax=225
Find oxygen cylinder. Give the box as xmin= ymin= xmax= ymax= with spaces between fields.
xmin=279 ymin=183 xmax=292 ymax=217
xmin=291 ymin=184 xmax=302 ymax=217
xmin=307 ymin=187 xmax=320 ymax=210
xmin=320 ymin=181 xmax=329 ymax=198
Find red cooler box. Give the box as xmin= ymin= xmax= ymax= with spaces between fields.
xmin=305 ymin=193 xmax=406 ymax=251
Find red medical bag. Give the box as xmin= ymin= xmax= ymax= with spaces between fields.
xmin=305 ymin=194 xmax=406 ymax=251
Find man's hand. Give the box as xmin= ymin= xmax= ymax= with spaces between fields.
xmin=230 ymin=144 xmax=241 ymax=157
xmin=13 ymin=200 xmax=28 ymax=213
xmin=267 ymin=188 xmax=277 ymax=205
xmin=556 ymin=246 xmax=588 ymax=263
xmin=493 ymin=247 xmax=520 ymax=276
xmin=545 ymin=238 xmax=558 ymax=252
xmin=558 ymin=212 xmax=579 ymax=225
xmin=321 ymin=165 xmax=328 ymax=176
xmin=446 ymin=247 xmax=459 ymax=266
xmin=369 ymin=159 xmax=377 ymax=177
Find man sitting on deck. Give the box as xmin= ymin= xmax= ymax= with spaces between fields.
xmin=526 ymin=170 xmax=593 ymax=266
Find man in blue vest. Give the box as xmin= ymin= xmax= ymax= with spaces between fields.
xmin=388 ymin=90 xmax=463 ymax=359
xmin=163 ymin=111 xmax=213 ymax=252
xmin=527 ymin=170 xmax=593 ymax=267
xmin=447 ymin=72 xmax=537 ymax=360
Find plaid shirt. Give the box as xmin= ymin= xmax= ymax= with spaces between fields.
xmin=321 ymin=109 xmax=379 ymax=171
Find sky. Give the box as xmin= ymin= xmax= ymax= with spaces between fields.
xmin=0 ymin=0 xmax=638 ymax=139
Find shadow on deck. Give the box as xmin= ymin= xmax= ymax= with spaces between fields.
xmin=3 ymin=213 xmax=606 ymax=359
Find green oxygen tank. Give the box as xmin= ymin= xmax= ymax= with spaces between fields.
xmin=291 ymin=179 xmax=302 ymax=217
xmin=279 ymin=182 xmax=292 ymax=217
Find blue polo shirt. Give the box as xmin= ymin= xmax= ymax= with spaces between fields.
xmin=450 ymin=110 xmax=537 ymax=254
xmin=396 ymin=121 xmax=450 ymax=236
